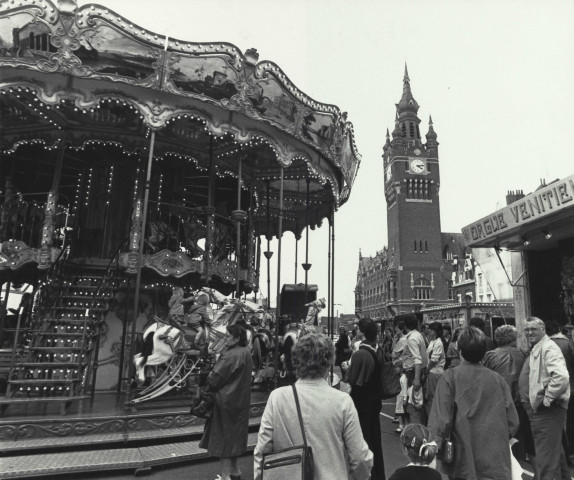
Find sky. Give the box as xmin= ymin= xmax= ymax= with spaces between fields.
xmin=80 ymin=0 xmax=574 ymax=316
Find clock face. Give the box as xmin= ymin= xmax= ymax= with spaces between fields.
xmin=410 ymin=159 xmax=425 ymax=174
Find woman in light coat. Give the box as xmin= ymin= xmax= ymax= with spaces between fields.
xmin=254 ymin=333 xmax=373 ymax=480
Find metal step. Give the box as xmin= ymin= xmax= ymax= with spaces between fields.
xmin=53 ymin=306 xmax=106 ymax=311
xmin=0 ymin=415 xmax=261 ymax=453
xmin=34 ymin=332 xmax=85 ymax=337
xmin=0 ymin=432 xmax=259 ymax=478
xmin=25 ymin=347 xmax=84 ymax=352
xmin=12 ymin=362 xmax=88 ymax=368
xmin=8 ymin=379 xmax=80 ymax=385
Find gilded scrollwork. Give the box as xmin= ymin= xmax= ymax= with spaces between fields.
xmin=141 ymin=249 xmax=202 ymax=278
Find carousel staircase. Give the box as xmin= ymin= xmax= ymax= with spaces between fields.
xmin=0 ymin=261 xmax=116 ymax=416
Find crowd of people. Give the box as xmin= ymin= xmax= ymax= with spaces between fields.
xmin=197 ymin=312 xmax=574 ymax=480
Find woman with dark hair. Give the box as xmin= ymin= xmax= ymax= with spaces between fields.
xmin=335 ymin=326 xmax=351 ymax=367
xmin=424 ymin=322 xmax=445 ymax=417
xmin=254 ymin=333 xmax=373 ymax=480
xmin=199 ymin=324 xmax=253 ymax=480
xmin=428 ymin=327 xmax=518 ymax=480
xmin=445 ymin=327 xmax=462 ymax=369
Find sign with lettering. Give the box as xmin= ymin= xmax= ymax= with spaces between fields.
xmin=462 ymin=174 xmax=574 ymax=246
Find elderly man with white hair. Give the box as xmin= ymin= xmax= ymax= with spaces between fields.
xmin=522 ymin=316 xmax=570 ymax=480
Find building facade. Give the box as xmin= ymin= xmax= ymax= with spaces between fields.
xmin=355 ymin=67 xmax=514 ymax=322
xmin=355 ymin=248 xmax=390 ymax=319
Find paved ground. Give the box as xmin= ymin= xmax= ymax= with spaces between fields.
xmin=50 ymin=400 xmax=574 ymax=480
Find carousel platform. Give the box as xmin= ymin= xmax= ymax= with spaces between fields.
xmin=0 ymin=391 xmax=268 ymax=478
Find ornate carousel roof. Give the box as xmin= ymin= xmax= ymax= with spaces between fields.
xmin=0 ymin=0 xmax=361 ymax=238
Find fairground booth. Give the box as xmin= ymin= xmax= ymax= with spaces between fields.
xmin=0 ymin=0 xmax=360 ymax=473
xmin=462 ymin=174 xmax=574 ymax=349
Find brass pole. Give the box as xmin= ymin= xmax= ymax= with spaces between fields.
xmin=273 ymin=168 xmax=284 ymax=388
xmin=235 ymin=158 xmax=242 ymax=298
xmin=127 ymin=131 xmax=156 ymax=399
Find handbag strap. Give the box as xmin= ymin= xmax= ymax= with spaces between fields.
xmin=291 ymin=384 xmax=308 ymax=448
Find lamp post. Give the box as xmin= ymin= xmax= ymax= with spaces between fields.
xmin=333 ymin=303 xmax=343 ymax=333
xmin=465 ymin=293 xmax=472 ymax=326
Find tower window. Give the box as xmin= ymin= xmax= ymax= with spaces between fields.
xmin=419 ymin=240 xmax=423 ymax=252
xmin=414 ymin=240 xmax=417 ymax=253
xmin=409 ymin=123 xmax=415 ymax=138
xmin=425 ymin=241 xmax=428 ymax=252
xmin=414 ymin=278 xmax=431 ymax=300
xmin=401 ymin=124 xmax=407 ymax=136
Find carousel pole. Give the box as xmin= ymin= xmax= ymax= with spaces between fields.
xmin=331 ymin=207 xmax=335 ymax=342
xmin=264 ymin=181 xmax=273 ymax=311
xmin=127 ymin=130 xmax=156 ymax=401
xmin=327 ymin=208 xmax=332 ymax=334
xmin=302 ymin=177 xmax=311 ymax=304
xmin=254 ymin=230 xmax=261 ymax=303
xmin=294 ymin=229 xmax=298 ymax=284
xmin=233 ymin=157 xmax=243 ymax=298
xmin=328 ymin=207 xmax=335 ymax=385
xmin=273 ymin=168 xmax=284 ymax=389
xmin=205 ymin=136 xmax=215 ymax=285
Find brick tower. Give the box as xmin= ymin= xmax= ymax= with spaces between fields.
xmin=383 ymin=65 xmax=448 ymax=314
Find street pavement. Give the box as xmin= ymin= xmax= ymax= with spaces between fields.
xmin=52 ymin=401 xmax=574 ymax=480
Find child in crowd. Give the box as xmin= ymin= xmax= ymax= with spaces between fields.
xmin=389 ymin=424 xmax=441 ymax=480
xmin=394 ymin=360 xmax=408 ymax=433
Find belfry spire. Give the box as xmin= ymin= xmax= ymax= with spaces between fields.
xmin=395 ymin=63 xmax=421 ymax=143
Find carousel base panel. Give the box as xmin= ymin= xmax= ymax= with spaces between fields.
xmin=0 ymin=431 xmax=260 ymax=479
xmin=0 ymin=391 xmax=267 ymax=478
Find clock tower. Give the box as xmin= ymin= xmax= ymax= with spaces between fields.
xmin=383 ymin=65 xmax=447 ymax=314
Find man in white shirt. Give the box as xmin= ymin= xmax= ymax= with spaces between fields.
xmin=524 ymin=316 xmax=570 ymax=479
xmin=399 ymin=315 xmax=429 ymax=425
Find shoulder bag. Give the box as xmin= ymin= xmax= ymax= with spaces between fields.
xmin=363 ymin=345 xmax=401 ymax=399
xmin=190 ymin=384 xmax=215 ymax=419
xmin=437 ymin=396 xmax=456 ymax=464
xmin=262 ymin=385 xmax=314 ymax=480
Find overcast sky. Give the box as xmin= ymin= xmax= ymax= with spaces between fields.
xmin=82 ymin=0 xmax=574 ymax=316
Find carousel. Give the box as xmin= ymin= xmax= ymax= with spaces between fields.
xmin=0 ymin=0 xmax=359 ymax=465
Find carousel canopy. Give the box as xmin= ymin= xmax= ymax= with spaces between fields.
xmin=0 ymin=0 xmax=361 ymax=239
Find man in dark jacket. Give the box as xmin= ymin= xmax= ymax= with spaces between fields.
xmin=346 ymin=318 xmax=386 ymax=480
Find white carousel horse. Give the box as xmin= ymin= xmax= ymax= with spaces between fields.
xmin=133 ymin=316 xmax=205 ymax=385
xmin=304 ymin=298 xmax=326 ymax=324
xmin=278 ymin=299 xmax=327 ymax=383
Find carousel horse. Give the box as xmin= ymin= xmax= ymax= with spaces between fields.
xmin=252 ymin=327 xmax=276 ymax=370
xmin=251 ymin=312 xmax=276 ymax=370
xmin=304 ymin=298 xmax=327 ymax=324
xmin=209 ymin=298 xmax=264 ymax=354
xmin=133 ymin=315 xmax=205 ymax=385
xmin=280 ymin=322 xmax=316 ymax=378
xmin=278 ymin=298 xmax=327 ymax=383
